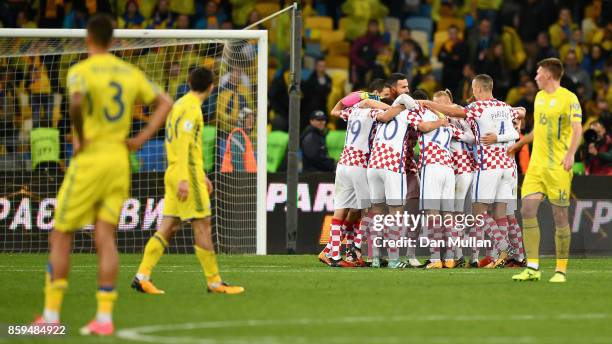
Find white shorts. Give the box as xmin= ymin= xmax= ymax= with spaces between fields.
xmin=419 ymin=164 xmax=455 ymax=212
xmin=506 ymin=166 xmax=518 ymax=215
xmin=454 ymin=172 xmax=473 ymax=213
xmin=334 ymin=165 xmax=370 ymax=210
xmin=367 ymin=168 xmax=406 ymax=206
xmin=472 ymin=168 xmax=514 ymax=204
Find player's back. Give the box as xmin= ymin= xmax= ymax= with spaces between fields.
xmin=164 ymin=92 xmax=204 ymax=176
xmin=531 ymin=87 xmax=581 ymax=170
xmin=369 ymin=109 xmax=412 ymax=173
xmin=68 ymin=53 xmax=157 ymax=155
xmin=338 ymin=106 xmax=380 ymax=168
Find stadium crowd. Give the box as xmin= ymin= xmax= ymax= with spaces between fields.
xmin=0 ymin=0 xmax=610 ymax=174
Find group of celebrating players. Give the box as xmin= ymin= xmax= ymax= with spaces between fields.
xmin=319 ymin=57 xmax=583 ymax=286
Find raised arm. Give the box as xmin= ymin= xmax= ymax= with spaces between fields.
xmin=508 ymin=131 xmax=534 ymax=155
xmin=417 ymin=116 xmax=448 ymax=133
xmin=376 ymin=105 xmax=405 ymax=123
xmin=418 ymin=100 xmax=467 ymax=118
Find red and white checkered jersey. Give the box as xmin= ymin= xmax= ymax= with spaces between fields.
xmin=338 ymin=106 xmax=381 ymax=168
xmin=465 ymin=99 xmax=519 ymax=170
xmin=449 ymin=118 xmax=477 ymax=174
xmin=368 ymin=109 xmax=413 ymax=173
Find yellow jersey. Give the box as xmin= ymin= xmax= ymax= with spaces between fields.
xmin=66 ymin=53 xmax=160 ymax=152
xmin=530 ymin=86 xmax=582 ymax=170
xmin=164 ymin=92 xmax=204 ymax=182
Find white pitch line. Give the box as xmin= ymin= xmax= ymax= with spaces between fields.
xmin=116 ymin=314 xmax=611 ymax=344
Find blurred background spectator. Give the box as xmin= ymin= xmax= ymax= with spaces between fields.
xmin=0 ymin=0 xmax=608 ymax=173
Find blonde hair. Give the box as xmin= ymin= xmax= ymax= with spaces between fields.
xmin=433 ymin=89 xmax=453 ymax=102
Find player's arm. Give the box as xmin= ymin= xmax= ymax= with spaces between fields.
xmin=508 ymin=131 xmax=533 ymax=155
xmin=561 ymin=96 xmax=583 ymax=171
xmin=357 ymin=99 xmax=390 ymax=110
xmin=418 ymin=100 xmax=466 ymax=118
xmin=127 ymin=72 xmax=173 ymax=151
xmin=66 ymin=68 xmax=86 ymax=154
xmin=375 ymin=105 xmax=404 ymax=123
xmin=561 ymin=121 xmax=582 ymax=171
xmin=330 ymin=100 xmax=344 ymax=117
xmin=417 ymin=116 xmax=448 ymax=133
xmin=450 ymin=123 xmax=476 ymax=144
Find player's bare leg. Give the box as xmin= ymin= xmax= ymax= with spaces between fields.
xmin=35 ymin=230 xmax=73 ymax=325
xmin=192 ymin=217 xmax=244 ymax=294
xmin=132 ymin=217 xmax=181 ymax=294
xmin=80 ymin=219 xmax=119 ymax=336
xmin=512 ymin=194 xmax=544 ymax=281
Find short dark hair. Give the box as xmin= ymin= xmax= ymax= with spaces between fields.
xmin=368 ymin=78 xmax=387 ymax=93
xmin=385 ymin=73 xmax=407 ymax=88
xmin=87 ymin=14 xmax=114 ymax=48
xmin=537 ymin=57 xmax=564 ymax=80
xmin=189 ymin=67 xmax=214 ymax=92
xmin=473 ymin=74 xmax=494 ymax=91
xmin=412 ymin=89 xmax=429 ymax=100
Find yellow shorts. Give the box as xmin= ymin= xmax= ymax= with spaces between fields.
xmin=521 ymin=166 xmax=572 ymax=207
xmin=163 ymin=170 xmax=211 ymax=221
xmin=54 ymin=150 xmax=130 ymax=232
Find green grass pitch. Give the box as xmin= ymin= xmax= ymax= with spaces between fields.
xmin=1 ymin=254 xmax=612 ymax=344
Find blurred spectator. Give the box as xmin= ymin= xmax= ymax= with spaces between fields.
xmin=0 ymin=68 xmax=19 ymax=153
xmin=196 ymin=1 xmax=228 ymax=30
xmin=118 ymin=0 xmax=145 ymax=29
xmin=501 ymin=13 xmax=526 ymax=72
xmin=560 ymin=28 xmax=587 ymax=63
xmin=340 ymin=0 xmax=388 ymax=40
xmin=518 ymin=0 xmax=554 ymax=45
xmin=63 ymin=1 xmax=88 ymax=28
xmin=515 ymin=79 xmax=538 ymax=132
xmin=222 ymin=107 xmax=256 ymax=173
xmin=349 ymin=19 xmax=385 ymax=89
xmin=147 ymin=0 xmax=174 ymax=29
xmin=169 ymin=0 xmax=195 ymax=16
xmin=174 ymin=14 xmax=189 ymax=29
xmin=245 ymin=10 xmax=264 ymax=30
xmin=548 ymin=7 xmax=577 ymax=49
xmin=394 ymin=28 xmax=423 ymax=58
xmin=467 ymin=18 xmax=497 ymax=65
xmin=26 ymin=55 xmax=53 ymax=128
xmin=36 ymin=0 xmax=65 ymax=28
xmin=456 ymin=64 xmax=476 ymax=105
xmin=269 ymin=68 xmax=290 ymax=123
xmin=582 ymin=3 xmax=602 ymax=44
xmin=391 ymin=39 xmax=417 ymax=80
xmin=438 ymin=25 xmax=468 ymax=91
xmin=17 ymin=10 xmax=38 ymax=28
xmin=475 ymin=0 xmax=502 ymax=30
xmin=477 ymin=42 xmax=510 ymax=99
xmin=214 ymin=68 xmax=254 ymax=134
xmin=565 ymin=50 xmax=593 ymax=101
xmin=300 ymin=110 xmax=335 ymax=172
xmin=585 ymin=120 xmax=612 ymax=175
xmin=531 ymin=32 xmax=558 ymax=73
xmin=372 ymin=45 xmax=393 ymax=80
xmin=581 ymin=44 xmax=606 ymax=77
xmin=301 ymin=58 xmax=332 ymax=130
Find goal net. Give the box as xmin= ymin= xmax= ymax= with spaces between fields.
xmin=0 ymin=29 xmax=268 ymax=255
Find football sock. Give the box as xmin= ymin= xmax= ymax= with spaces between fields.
xmin=469 ymin=227 xmax=479 ymax=262
xmin=43 ymin=266 xmax=67 ymax=323
xmin=444 ymin=225 xmax=454 ymax=260
xmin=137 ymin=233 xmax=168 ymax=280
xmin=329 ymin=219 xmax=343 ymax=260
xmin=354 ymin=221 xmax=363 ymax=250
xmin=508 ymin=217 xmax=525 ymax=261
xmin=194 ymin=245 xmax=222 ymax=284
xmin=96 ymin=286 xmax=117 ymax=323
xmin=387 ymin=225 xmax=400 ymax=261
xmin=344 ymin=222 xmax=355 ymax=249
xmin=430 ymin=225 xmax=442 ymax=261
xmin=522 ymin=217 xmax=540 ymax=270
xmin=454 ymin=226 xmax=463 ymax=259
xmin=493 ymin=217 xmax=509 ymax=253
xmin=483 ymin=213 xmax=498 ymax=257
xmin=555 ymin=225 xmax=571 ymax=273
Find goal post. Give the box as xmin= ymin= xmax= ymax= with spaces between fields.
xmin=0 ymin=28 xmax=267 ymax=255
